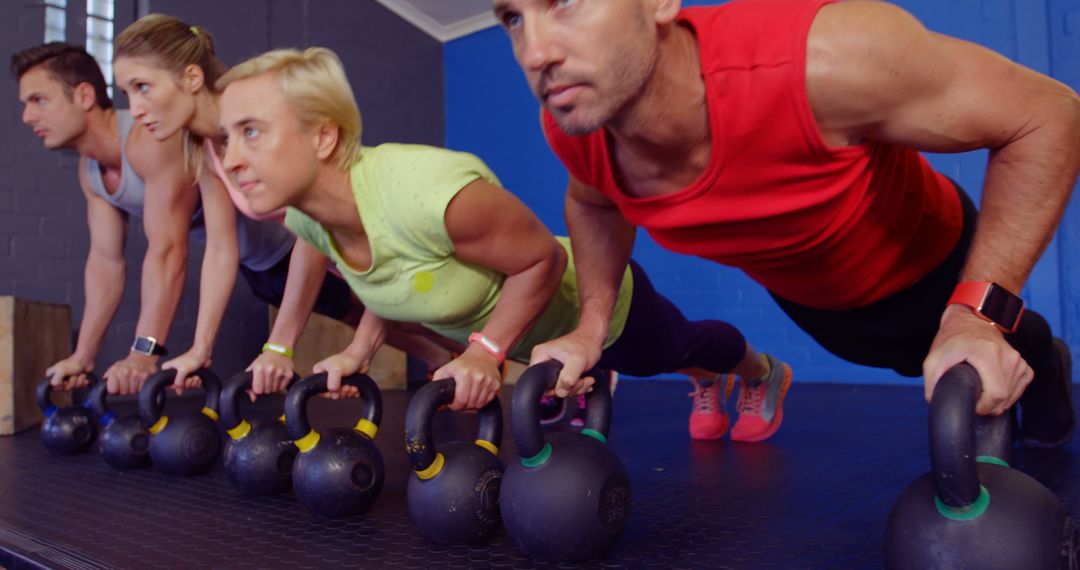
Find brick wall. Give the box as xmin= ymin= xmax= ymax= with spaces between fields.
xmin=1 ymin=0 xmax=443 ymax=378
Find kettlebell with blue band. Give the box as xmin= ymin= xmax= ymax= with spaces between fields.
xmin=37 ymin=373 xmax=98 ymax=456
xmin=90 ymin=380 xmax=157 ymax=470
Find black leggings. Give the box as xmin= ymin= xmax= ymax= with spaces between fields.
xmin=769 ymin=183 xmax=1061 ymax=419
xmin=239 ymin=248 xmax=357 ymax=322
xmin=597 ymin=261 xmax=747 ymax=376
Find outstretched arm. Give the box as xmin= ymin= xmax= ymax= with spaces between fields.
xmin=807 ymin=1 xmax=1080 ymax=414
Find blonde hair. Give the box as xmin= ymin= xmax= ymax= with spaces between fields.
xmin=218 ymin=47 xmax=363 ymax=170
xmin=115 ymin=14 xmax=226 ymax=177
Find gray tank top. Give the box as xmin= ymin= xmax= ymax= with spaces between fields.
xmin=85 ymin=110 xmax=294 ymax=271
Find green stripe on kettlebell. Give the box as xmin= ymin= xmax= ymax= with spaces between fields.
xmin=581 ymin=428 xmax=607 ymax=443
xmin=935 ymin=485 xmax=990 ymax=521
xmin=976 ymin=455 xmax=1010 ymax=468
xmin=521 ymin=443 xmax=552 ymax=468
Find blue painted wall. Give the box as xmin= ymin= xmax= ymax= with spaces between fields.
xmin=445 ymin=0 xmax=1078 ymax=384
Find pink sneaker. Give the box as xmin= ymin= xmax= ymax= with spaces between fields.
xmin=569 ymin=370 xmax=618 ymax=428
xmin=570 ymin=394 xmax=587 ymax=428
xmin=688 ymin=374 xmax=734 ymax=440
xmin=731 ymin=354 xmax=792 ymax=443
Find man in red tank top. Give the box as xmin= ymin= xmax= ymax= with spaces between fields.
xmin=493 ymin=0 xmax=1078 ymax=447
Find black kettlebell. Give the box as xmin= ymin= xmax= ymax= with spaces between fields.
xmin=220 ymin=371 xmax=298 ymax=496
xmin=885 ymin=363 xmax=1079 ymax=569
xmin=89 ymin=380 xmax=157 ymax=470
xmin=501 ymin=361 xmax=632 ymax=563
xmin=138 ymin=368 xmax=223 ymax=477
xmin=285 ymin=372 xmax=385 ymax=518
xmin=36 ymin=374 xmax=99 ymax=455
xmin=406 ymin=378 xmax=504 ymax=546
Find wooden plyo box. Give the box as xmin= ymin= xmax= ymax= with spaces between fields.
xmin=269 ymin=308 xmax=528 ymax=390
xmin=0 ymin=297 xmax=72 ymax=435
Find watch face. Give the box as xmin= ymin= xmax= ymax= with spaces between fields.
xmin=133 ymin=337 xmax=155 ymax=354
xmin=982 ymin=285 xmax=1024 ymax=331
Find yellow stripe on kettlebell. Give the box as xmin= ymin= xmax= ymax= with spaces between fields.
xmin=278 ymin=414 xmax=286 ymax=424
xmin=148 ymin=415 xmax=169 ymax=435
xmin=227 ymin=420 xmax=252 ymax=441
xmin=295 ymin=430 xmax=321 ymax=453
xmin=201 ymin=407 xmax=219 ymax=421
xmin=474 ymin=439 xmax=499 ymax=456
xmin=416 ymin=452 xmax=445 ymax=480
xmin=354 ymin=419 xmax=378 ymax=440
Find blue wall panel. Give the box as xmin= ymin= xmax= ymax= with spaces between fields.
xmin=1050 ymin=0 xmax=1080 ymax=381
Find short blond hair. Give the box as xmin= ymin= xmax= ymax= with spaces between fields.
xmin=218 ymin=47 xmax=362 ymax=170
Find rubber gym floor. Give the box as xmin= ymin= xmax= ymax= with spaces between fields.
xmin=0 ymin=380 xmax=1077 ymax=569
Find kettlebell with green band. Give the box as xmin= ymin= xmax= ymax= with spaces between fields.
xmin=500 ymin=360 xmax=632 ymax=563
xmin=284 ymin=372 xmax=384 ymax=518
xmin=885 ymin=362 xmax=1078 ymax=569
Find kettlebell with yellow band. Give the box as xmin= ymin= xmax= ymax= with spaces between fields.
xmin=138 ymin=368 xmax=222 ymax=477
xmin=220 ymin=371 xmax=298 ymax=496
xmin=284 ymin=372 xmax=384 ymax=518
xmin=405 ymin=378 xmax=504 ymax=546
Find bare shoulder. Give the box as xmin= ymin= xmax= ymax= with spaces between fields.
xmin=806 ymin=1 xmax=948 ymax=144
xmin=126 ymin=123 xmax=186 ymax=176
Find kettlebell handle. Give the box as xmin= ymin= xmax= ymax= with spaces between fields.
xmin=404 ymin=378 xmax=503 ymax=473
xmin=90 ymin=379 xmax=166 ymax=426
xmin=219 ymin=370 xmax=300 ymax=432
xmin=138 ymin=368 xmax=223 ymax=427
xmin=929 ymin=362 xmax=1011 ymax=509
xmin=283 ymin=372 xmax=383 ymax=443
xmin=511 ymin=360 xmax=614 ymax=461
xmin=37 ymin=373 xmax=99 ymax=415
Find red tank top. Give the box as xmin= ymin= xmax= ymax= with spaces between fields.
xmin=542 ymin=0 xmax=962 ymax=310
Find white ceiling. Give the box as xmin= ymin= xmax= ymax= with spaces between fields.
xmin=373 ymin=0 xmax=498 ymax=43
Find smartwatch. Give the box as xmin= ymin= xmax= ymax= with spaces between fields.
xmin=947 ymin=282 xmax=1024 ymax=334
xmin=130 ymin=335 xmax=167 ymax=357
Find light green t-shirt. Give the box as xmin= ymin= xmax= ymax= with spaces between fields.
xmin=284 ymin=143 xmax=634 ymax=361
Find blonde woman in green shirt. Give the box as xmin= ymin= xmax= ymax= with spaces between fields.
xmin=215 ymin=48 xmax=793 ymax=443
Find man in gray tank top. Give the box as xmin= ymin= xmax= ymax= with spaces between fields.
xmin=12 ymin=43 xmax=297 ymax=394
